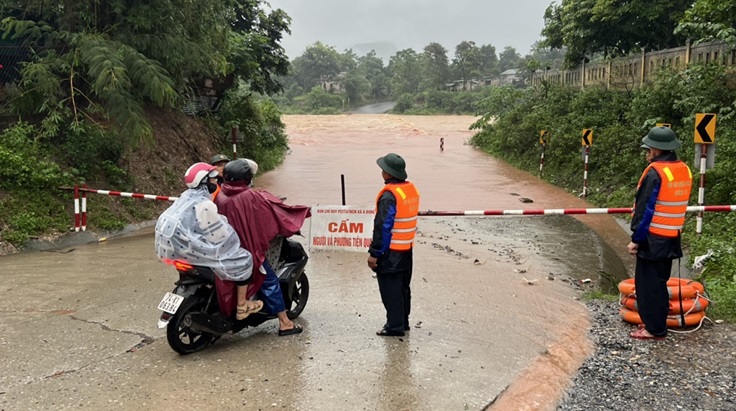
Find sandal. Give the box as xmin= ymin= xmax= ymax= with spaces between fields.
xmin=630 ymin=328 xmax=665 ymax=340
xmin=236 ymin=300 xmax=264 ymax=320
xmin=278 ymin=325 xmax=303 ymax=336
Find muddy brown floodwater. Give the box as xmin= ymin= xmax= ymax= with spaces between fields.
xmin=258 ymin=114 xmax=633 ymax=410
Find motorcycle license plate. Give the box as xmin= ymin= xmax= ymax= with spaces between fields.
xmin=158 ymin=292 xmax=184 ymax=314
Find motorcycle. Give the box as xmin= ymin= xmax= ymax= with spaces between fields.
xmin=156 ymin=237 xmax=310 ymax=355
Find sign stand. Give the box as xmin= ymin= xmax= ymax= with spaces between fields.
xmin=580 ymin=129 xmax=593 ymax=199
xmin=694 ymin=113 xmax=717 ymax=235
xmin=583 ymin=146 xmax=590 ymax=198
xmin=539 ymin=130 xmax=548 ymax=177
xmin=696 ymin=144 xmax=707 ymax=234
xmin=539 ymin=144 xmax=545 ymax=177
xmin=231 ymin=126 xmax=239 ymax=159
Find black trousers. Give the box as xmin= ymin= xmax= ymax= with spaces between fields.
xmin=376 ymin=268 xmax=412 ymax=333
xmin=634 ymin=257 xmax=672 ymax=337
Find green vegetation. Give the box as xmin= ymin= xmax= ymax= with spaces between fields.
xmin=0 ymin=0 xmax=292 ymax=248
xmin=541 ymin=0 xmax=691 ymax=67
xmin=469 ymin=64 xmax=736 ymax=320
xmin=273 ymin=40 xmax=543 ymax=114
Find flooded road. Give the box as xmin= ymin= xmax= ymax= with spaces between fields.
xmin=0 ymin=114 xmax=633 ymax=410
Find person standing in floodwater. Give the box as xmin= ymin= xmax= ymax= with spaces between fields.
xmin=628 ymin=127 xmax=692 ymax=340
xmin=368 ymin=153 xmax=420 ymax=337
xmin=440 ymin=137 xmax=444 ymax=151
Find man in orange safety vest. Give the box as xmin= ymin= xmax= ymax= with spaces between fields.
xmin=368 ymin=153 xmax=420 ymax=337
xmin=628 ymin=126 xmax=692 ymax=340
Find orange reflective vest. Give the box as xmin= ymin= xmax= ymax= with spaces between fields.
xmin=376 ymin=182 xmax=420 ymax=251
xmin=635 ymin=161 xmax=692 ymax=238
xmin=211 ymin=184 xmax=222 ymax=202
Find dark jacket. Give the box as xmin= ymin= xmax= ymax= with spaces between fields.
xmin=630 ymin=151 xmax=684 ymax=261
xmin=369 ymin=178 xmax=413 ymax=273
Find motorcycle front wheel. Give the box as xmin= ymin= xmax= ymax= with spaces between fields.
xmin=286 ymin=272 xmax=309 ymax=320
xmin=166 ymin=296 xmax=214 ymax=355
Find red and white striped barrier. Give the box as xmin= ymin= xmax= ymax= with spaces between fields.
xmin=65 ymin=185 xmax=178 ymax=232
xmin=79 ymin=187 xmax=179 ymax=202
xmin=418 ymin=205 xmax=736 ymax=217
xmin=64 ymin=183 xmax=736 ymax=232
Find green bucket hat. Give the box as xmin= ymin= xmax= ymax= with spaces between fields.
xmin=376 ymin=153 xmax=407 ymax=180
xmin=641 ymin=126 xmax=681 ymax=151
xmin=210 ymin=154 xmax=231 ymax=165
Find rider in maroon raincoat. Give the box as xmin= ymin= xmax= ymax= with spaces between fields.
xmin=213 ymin=160 xmax=311 ymax=320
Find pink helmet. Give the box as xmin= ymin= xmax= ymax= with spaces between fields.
xmin=184 ymin=162 xmax=217 ymax=189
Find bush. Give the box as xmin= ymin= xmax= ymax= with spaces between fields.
xmin=304 ymin=86 xmax=344 ymax=112
xmin=0 ymin=190 xmax=70 ymax=247
xmin=0 ymin=122 xmax=69 ymax=190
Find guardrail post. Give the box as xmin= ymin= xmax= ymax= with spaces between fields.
xmin=73 ymin=185 xmax=80 ymax=232
xmin=81 ymin=184 xmax=88 ymax=231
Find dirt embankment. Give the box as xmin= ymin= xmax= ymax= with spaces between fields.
xmin=125 ymin=110 xmax=226 ymax=197
xmin=0 ymin=110 xmax=227 ymax=255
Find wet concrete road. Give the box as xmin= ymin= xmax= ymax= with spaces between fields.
xmin=348 ymin=101 xmax=396 ymax=114
xmin=1 ymin=115 xmax=632 ymax=410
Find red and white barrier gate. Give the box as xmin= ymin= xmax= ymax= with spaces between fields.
xmin=65 ymin=186 xmax=179 ymax=232
xmin=79 ymin=187 xmax=179 ymax=202
xmin=64 ymin=184 xmax=736 ymax=232
xmin=418 ymin=205 xmax=736 ymax=217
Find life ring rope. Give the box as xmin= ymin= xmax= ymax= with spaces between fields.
xmin=617 ymin=278 xmax=714 ymax=332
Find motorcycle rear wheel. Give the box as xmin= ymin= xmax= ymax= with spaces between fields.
xmin=286 ymin=272 xmax=309 ymax=320
xmin=166 ymin=296 xmax=214 ymax=355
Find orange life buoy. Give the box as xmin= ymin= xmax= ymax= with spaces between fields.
xmin=620 ymin=295 xmax=709 ymax=314
xmin=619 ymin=307 xmax=706 ymax=328
xmin=617 ymin=278 xmax=705 ymax=299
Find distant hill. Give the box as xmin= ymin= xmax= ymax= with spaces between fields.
xmin=349 ymin=42 xmax=398 ymax=62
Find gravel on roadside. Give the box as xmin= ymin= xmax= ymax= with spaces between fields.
xmin=557 ymin=299 xmax=736 ymax=411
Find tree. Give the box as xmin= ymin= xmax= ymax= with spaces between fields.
xmin=342 ymin=71 xmax=370 ymax=105
xmin=388 ymin=49 xmax=421 ymax=97
xmin=479 ymin=44 xmax=498 ymax=76
xmin=677 ymin=0 xmax=736 ymax=44
xmin=358 ymin=51 xmax=391 ymax=100
xmin=228 ymin=5 xmax=292 ymax=95
xmin=527 ymin=42 xmax=566 ymax=69
xmin=290 ymin=42 xmax=342 ymax=91
xmin=498 ymin=46 xmax=522 ymax=72
xmin=421 ymin=42 xmax=450 ymax=90
xmin=0 ymin=0 xmax=291 ymax=142
xmin=339 ymin=49 xmax=358 ymax=72
xmin=541 ymin=0 xmax=691 ymax=67
xmin=451 ymin=41 xmax=482 ymax=85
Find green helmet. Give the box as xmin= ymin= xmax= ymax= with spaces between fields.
xmin=641 ymin=126 xmax=681 ymax=151
xmin=210 ymin=154 xmax=230 ymax=165
xmin=376 ymin=153 xmax=407 ymax=180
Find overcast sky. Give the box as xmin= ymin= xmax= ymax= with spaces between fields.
xmin=267 ymin=0 xmax=557 ymax=60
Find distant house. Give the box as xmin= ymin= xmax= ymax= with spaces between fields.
xmin=499 ymin=69 xmax=522 ymax=86
xmin=320 ymin=72 xmax=346 ymax=93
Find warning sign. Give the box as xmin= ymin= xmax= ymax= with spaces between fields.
xmin=581 ymin=129 xmax=593 ymax=146
xmin=309 ymin=206 xmax=375 ymax=252
xmin=694 ymin=113 xmax=716 ymax=144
